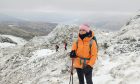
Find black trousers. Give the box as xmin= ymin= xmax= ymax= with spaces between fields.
xmin=76 ymin=68 xmax=93 ymax=84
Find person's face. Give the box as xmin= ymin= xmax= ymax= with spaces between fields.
xmin=79 ymin=29 xmax=86 ymax=35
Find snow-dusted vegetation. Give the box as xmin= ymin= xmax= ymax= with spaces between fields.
xmin=0 ymin=13 xmax=140 ymax=84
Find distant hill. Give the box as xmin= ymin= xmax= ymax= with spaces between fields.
xmin=0 ymin=21 xmax=57 ymax=40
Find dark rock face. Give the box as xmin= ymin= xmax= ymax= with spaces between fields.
xmin=0 ymin=36 xmax=17 ymax=44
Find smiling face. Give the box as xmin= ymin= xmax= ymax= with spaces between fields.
xmin=79 ymin=29 xmax=87 ymax=35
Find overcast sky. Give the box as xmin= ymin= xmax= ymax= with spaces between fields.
xmin=0 ymin=0 xmax=140 ymax=14
xmin=0 ymin=0 xmax=140 ymax=27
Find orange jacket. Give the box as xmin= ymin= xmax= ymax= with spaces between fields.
xmin=71 ymin=32 xmax=97 ymax=69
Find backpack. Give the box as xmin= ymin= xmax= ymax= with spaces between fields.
xmin=56 ymin=45 xmax=59 ymax=49
xmin=65 ymin=43 xmax=67 ymax=46
xmin=76 ymin=36 xmax=98 ymax=54
xmin=76 ymin=36 xmax=98 ymax=65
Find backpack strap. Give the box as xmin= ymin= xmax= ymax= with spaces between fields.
xmin=76 ymin=36 xmax=98 ymax=54
xmin=93 ymin=36 xmax=98 ymax=52
xmin=89 ymin=39 xmax=94 ymax=54
xmin=76 ymin=37 xmax=97 ymax=66
xmin=80 ymin=57 xmax=90 ymax=67
xmin=76 ymin=39 xmax=93 ymax=55
xmin=76 ymin=40 xmax=78 ymax=51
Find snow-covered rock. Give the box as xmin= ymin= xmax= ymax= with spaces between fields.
xmin=1 ymin=12 xmax=140 ymax=84
xmin=1 ymin=35 xmax=27 ymax=45
xmin=0 ymin=24 xmax=107 ymax=84
xmin=93 ymin=12 xmax=140 ymax=84
xmin=0 ymin=35 xmax=27 ymax=48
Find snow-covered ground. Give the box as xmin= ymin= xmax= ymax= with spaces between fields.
xmin=0 ymin=42 xmax=16 ymax=48
xmin=0 ymin=35 xmax=27 ymax=48
xmin=1 ymin=35 xmax=27 ymax=45
xmin=32 ymin=49 xmax=55 ymax=61
xmin=92 ymin=13 xmax=140 ymax=84
xmin=0 ymin=12 xmax=140 ymax=84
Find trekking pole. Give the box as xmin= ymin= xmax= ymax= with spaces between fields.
xmin=69 ymin=58 xmax=74 ymax=84
xmin=69 ymin=73 xmax=71 ymax=84
xmin=71 ymin=58 xmax=74 ymax=84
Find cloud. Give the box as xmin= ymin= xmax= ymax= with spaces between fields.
xmin=0 ymin=0 xmax=140 ymax=13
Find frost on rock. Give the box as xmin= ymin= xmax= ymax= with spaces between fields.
xmin=0 ymin=16 xmax=140 ymax=84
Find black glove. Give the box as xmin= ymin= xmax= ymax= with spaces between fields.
xmin=70 ymin=50 xmax=76 ymax=58
xmin=83 ymin=65 xmax=92 ymax=74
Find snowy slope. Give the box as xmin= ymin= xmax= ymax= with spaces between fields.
xmin=29 ymin=24 xmax=108 ymax=47
xmin=0 ymin=43 xmax=16 ymax=48
xmin=0 ymin=24 xmax=108 ymax=84
xmin=92 ymin=13 xmax=140 ymax=84
xmin=1 ymin=14 xmax=140 ymax=84
xmin=1 ymin=35 xmax=27 ymax=45
xmin=0 ymin=35 xmax=27 ymax=48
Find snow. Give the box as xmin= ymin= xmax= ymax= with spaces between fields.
xmin=0 ymin=13 xmax=140 ymax=84
xmin=32 ymin=49 xmax=55 ymax=59
xmin=1 ymin=35 xmax=27 ymax=45
xmin=93 ymin=75 xmax=113 ymax=84
xmin=0 ymin=34 xmax=27 ymax=48
xmin=0 ymin=42 xmax=16 ymax=48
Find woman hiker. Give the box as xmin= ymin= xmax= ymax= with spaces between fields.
xmin=70 ymin=24 xmax=98 ymax=84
